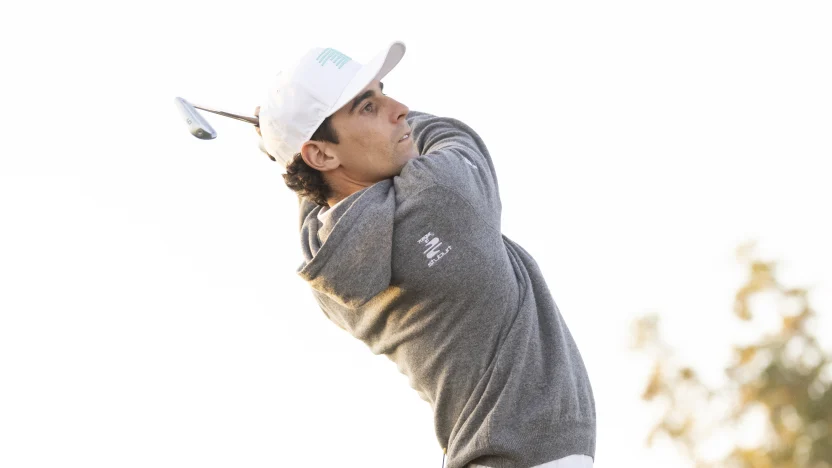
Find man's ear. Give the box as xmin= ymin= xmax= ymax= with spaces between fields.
xmin=300 ymin=141 xmax=339 ymax=171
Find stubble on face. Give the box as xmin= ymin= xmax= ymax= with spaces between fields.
xmin=328 ymin=81 xmax=418 ymax=182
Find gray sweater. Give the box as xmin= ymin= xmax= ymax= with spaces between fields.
xmin=296 ymin=111 xmax=596 ymax=468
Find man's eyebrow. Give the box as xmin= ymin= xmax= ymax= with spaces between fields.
xmin=348 ymin=82 xmax=385 ymax=115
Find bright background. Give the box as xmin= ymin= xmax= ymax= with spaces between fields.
xmin=2 ymin=1 xmax=831 ymax=467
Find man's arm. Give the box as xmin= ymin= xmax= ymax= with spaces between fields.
xmin=404 ymin=110 xmax=502 ymax=222
xmin=407 ymin=111 xmax=487 ymax=159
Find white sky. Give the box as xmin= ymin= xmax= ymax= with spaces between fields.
xmin=2 ymin=1 xmax=831 ymax=467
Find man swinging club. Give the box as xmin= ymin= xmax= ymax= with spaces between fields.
xmin=254 ymin=41 xmax=596 ymax=468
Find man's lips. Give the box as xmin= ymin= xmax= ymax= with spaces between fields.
xmin=398 ymin=132 xmax=411 ymax=142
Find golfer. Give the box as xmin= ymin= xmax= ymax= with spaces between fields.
xmin=255 ymin=41 xmax=596 ymax=468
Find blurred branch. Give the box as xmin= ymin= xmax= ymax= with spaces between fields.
xmin=632 ymin=242 xmax=831 ymax=467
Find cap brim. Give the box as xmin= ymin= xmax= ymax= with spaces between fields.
xmin=329 ymin=41 xmax=406 ymax=116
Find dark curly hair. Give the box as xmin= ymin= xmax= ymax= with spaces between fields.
xmin=282 ymin=116 xmax=339 ymax=207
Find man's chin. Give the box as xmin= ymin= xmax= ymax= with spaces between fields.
xmin=406 ymin=145 xmax=420 ymax=160
xmin=391 ymin=158 xmax=414 ymax=178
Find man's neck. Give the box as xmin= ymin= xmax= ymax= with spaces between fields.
xmin=324 ymin=172 xmax=373 ymax=208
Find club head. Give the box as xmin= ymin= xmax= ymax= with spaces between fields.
xmin=174 ymin=97 xmax=217 ymax=140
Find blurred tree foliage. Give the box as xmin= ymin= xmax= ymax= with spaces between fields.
xmin=632 ymin=242 xmax=832 ymax=468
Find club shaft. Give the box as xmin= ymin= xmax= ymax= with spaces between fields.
xmin=192 ymin=105 xmax=259 ymax=126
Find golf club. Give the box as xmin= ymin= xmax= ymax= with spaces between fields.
xmin=174 ymin=97 xmax=259 ymax=140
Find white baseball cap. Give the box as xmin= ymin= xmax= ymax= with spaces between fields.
xmin=259 ymin=41 xmax=406 ymax=166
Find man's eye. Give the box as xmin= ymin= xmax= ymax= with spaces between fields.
xmin=363 ymin=102 xmax=374 ymax=112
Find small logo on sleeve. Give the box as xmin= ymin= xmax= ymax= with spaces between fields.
xmin=417 ymin=231 xmax=453 ymax=268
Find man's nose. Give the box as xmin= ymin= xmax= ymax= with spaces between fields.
xmin=390 ymin=99 xmax=409 ymax=122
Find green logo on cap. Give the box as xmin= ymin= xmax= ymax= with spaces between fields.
xmin=317 ymin=48 xmax=351 ymax=69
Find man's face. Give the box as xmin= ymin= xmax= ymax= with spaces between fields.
xmin=324 ymin=80 xmax=419 ymax=183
